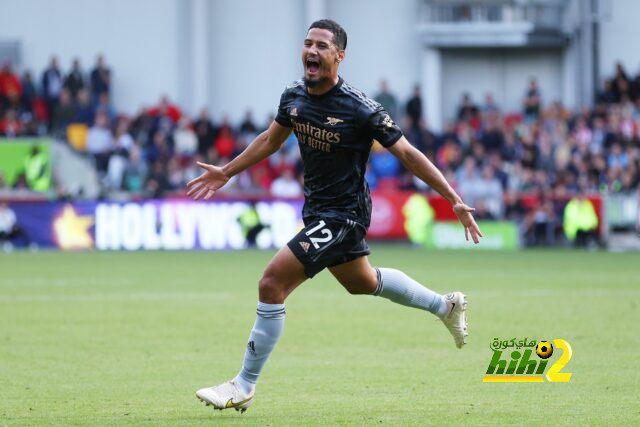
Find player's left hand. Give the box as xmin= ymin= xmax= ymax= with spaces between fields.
xmin=453 ymin=202 xmax=483 ymax=244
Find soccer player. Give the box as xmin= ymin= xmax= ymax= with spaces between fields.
xmin=187 ymin=19 xmax=482 ymax=412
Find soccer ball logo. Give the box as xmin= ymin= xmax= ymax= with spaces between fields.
xmin=536 ymin=341 xmax=554 ymax=359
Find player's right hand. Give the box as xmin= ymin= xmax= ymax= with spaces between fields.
xmin=186 ymin=162 xmax=230 ymax=200
xmin=452 ymin=202 xmax=483 ymax=244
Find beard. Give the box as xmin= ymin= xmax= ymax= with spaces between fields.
xmin=303 ymin=75 xmax=328 ymax=88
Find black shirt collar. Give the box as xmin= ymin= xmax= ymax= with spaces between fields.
xmin=306 ymin=76 xmax=343 ymax=98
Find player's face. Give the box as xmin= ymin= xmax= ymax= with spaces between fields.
xmin=302 ymin=28 xmax=344 ymax=87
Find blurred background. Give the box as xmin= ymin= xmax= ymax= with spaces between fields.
xmin=0 ymin=0 xmax=639 ymax=252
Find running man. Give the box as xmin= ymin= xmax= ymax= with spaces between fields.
xmin=187 ymin=19 xmax=482 ymax=412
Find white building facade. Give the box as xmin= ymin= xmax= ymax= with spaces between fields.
xmin=1 ymin=0 xmax=639 ymax=127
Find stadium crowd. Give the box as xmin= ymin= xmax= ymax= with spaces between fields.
xmin=1 ymin=56 xmax=639 ymax=243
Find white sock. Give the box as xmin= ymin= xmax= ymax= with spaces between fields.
xmin=235 ymin=302 xmax=285 ymax=394
xmin=373 ymin=267 xmax=449 ymax=318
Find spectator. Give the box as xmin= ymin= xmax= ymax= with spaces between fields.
xmin=457 ymin=92 xmax=479 ymax=123
xmin=148 ymin=95 xmax=182 ymax=124
xmin=0 ymin=63 xmax=23 ymax=111
xmin=64 ymin=58 xmax=85 ymax=100
xmin=437 ymin=136 xmax=462 ymax=171
xmin=480 ymin=114 xmax=504 ymax=153
xmin=23 ymin=146 xmax=50 ymax=192
xmin=215 ymin=116 xmax=236 ymax=158
xmin=248 ymin=159 xmax=273 ymax=193
xmin=238 ymin=202 xmax=266 ymax=247
xmin=94 ymin=93 xmax=115 ymax=122
xmin=476 ymin=165 xmax=504 ymax=218
xmin=146 ymin=130 xmax=172 ymax=166
xmin=596 ymin=79 xmax=616 ymax=105
xmin=270 ymin=168 xmax=302 ymax=198
xmin=143 ymin=161 xmax=167 ymax=198
xmin=457 ymin=157 xmax=481 ymax=203
xmin=195 ymin=108 xmax=216 ymax=156
xmin=523 ymin=78 xmax=541 ymax=121
xmin=173 ymin=117 xmax=198 ymax=157
xmin=90 ymin=55 xmax=111 ymax=100
xmin=536 ymin=132 xmax=555 ymax=174
xmin=472 ymin=200 xmax=495 ymax=220
xmin=370 ymin=149 xmax=400 ymax=179
xmin=503 ymin=190 xmax=525 ymax=222
xmin=41 ymin=56 xmax=63 ymax=129
xmin=405 ymin=118 xmax=437 ymax=157
xmin=374 ymin=79 xmax=398 ymax=120
xmin=611 ymin=62 xmax=630 ymax=102
xmin=458 ymin=161 xmax=503 ymax=218
xmin=563 ymin=194 xmax=599 ymax=247
xmin=20 ymin=71 xmax=37 ymax=115
xmin=608 ymin=143 xmax=628 ymax=169
xmin=0 ymin=202 xmax=32 ymax=250
xmin=106 ymin=118 xmax=134 ymax=190
xmin=619 ymin=170 xmax=637 ymax=194
xmin=113 ymin=117 xmax=134 ymax=153
xmin=0 ymin=109 xmax=22 ymax=136
xmin=239 ymin=110 xmax=258 ymax=136
xmin=123 ymin=143 xmax=148 ymax=192
xmin=166 ymin=157 xmax=184 ymax=190
xmin=74 ymin=88 xmax=94 ymax=125
xmin=481 ymin=93 xmax=500 ymax=116
xmin=488 ymin=152 xmax=508 ymax=190
xmin=52 ymin=89 xmax=77 ymax=136
xmin=86 ymin=112 xmax=113 ymax=173
xmin=406 ymin=84 xmax=422 ymax=129
xmin=523 ymin=191 xmax=556 ymax=246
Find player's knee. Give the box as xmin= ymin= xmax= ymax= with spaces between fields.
xmin=258 ymin=274 xmax=284 ymax=303
xmin=345 ymin=285 xmax=368 ymax=295
xmin=341 ymin=277 xmax=376 ymax=295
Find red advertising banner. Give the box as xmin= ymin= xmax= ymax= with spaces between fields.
xmin=368 ymin=192 xmax=410 ymax=238
xmin=369 ymin=191 xmax=604 ymax=239
xmin=369 ymin=192 xmax=458 ymax=239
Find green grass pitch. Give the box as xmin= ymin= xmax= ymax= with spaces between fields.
xmin=1 ymin=247 xmax=639 ymax=425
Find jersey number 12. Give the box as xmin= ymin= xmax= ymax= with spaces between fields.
xmin=305 ymin=220 xmax=333 ymax=249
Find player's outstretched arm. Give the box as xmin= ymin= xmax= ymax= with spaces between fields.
xmin=387 ymin=136 xmax=483 ymax=243
xmin=186 ymin=121 xmax=292 ymax=200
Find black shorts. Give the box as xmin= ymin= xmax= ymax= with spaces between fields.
xmin=287 ymin=217 xmax=370 ymax=278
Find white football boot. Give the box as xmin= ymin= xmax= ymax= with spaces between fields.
xmin=440 ymin=292 xmax=468 ymax=348
xmin=196 ymin=380 xmax=254 ymax=413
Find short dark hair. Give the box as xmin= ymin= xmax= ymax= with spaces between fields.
xmin=308 ymin=19 xmax=347 ymax=50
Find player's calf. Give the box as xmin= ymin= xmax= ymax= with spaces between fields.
xmin=369 ymin=267 xmax=468 ymax=348
xmin=372 ymin=267 xmax=449 ymax=317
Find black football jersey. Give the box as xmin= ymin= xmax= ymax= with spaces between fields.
xmin=275 ymin=77 xmax=402 ymax=227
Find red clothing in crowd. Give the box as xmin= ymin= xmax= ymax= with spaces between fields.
xmin=0 ymin=116 xmax=23 ymax=135
xmin=0 ymin=69 xmax=22 ymax=99
xmin=215 ymin=127 xmax=236 ymax=158
xmin=147 ymin=100 xmax=182 ymax=123
xmin=250 ymin=159 xmax=274 ymax=191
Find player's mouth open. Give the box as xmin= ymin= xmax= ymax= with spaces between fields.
xmin=306 ymin=59 xmax=320 ymax=75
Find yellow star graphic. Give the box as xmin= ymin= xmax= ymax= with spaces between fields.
xmin=52 ymin=204 xmax=94 ymax=250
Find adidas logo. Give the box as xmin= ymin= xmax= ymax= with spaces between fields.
xmin=290 ymin=107 xmax=298 ymax=117
xmin=247 ymin=340 xmax=256 ymax=355
xmin=299 ymin=241 xmax=310 ymax=253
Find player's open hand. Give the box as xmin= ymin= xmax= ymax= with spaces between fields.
xmin=185 ymin=162 xmax=230 ymax=200
xmin=453 ymin=202 xmax=483 ymax=244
